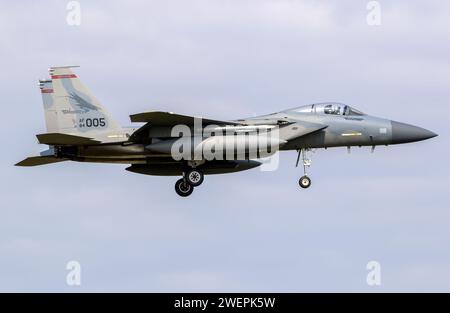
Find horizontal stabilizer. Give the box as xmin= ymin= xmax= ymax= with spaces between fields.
xmin=130 ymin=111 xmax=241 ymax=126
xmin=15 ymin=156 xmax=68 ymax=167
xmin=36 ymin=133 xmax=101 ymax=145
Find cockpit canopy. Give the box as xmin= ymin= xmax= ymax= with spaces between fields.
xmin=288 ymin=103 xmax=365 ymax=116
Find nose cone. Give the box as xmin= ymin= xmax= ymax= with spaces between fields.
xmin=391 ymin=121 xmax=438 ymax=144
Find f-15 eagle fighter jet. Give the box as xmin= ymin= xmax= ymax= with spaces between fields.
xmin=16 ymin=66 xmax=437 ymax=197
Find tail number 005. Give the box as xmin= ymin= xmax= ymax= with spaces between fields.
xmin=82 ymin=118 xmax=106 ymax=128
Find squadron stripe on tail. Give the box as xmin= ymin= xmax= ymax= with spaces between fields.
xmin=51 ymin=74 xmax=77 ymax=79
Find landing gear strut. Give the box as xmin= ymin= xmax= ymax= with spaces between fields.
xmin=174 ymin=168 xmax=205 ymax=197
xmin=296 ymin=148 xmax=312 ymax=189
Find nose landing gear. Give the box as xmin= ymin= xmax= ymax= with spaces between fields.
xmin=174 ymin=168 xmax=205 ymax=197
xmin=296 ymin=148 xmax=312 ymax=189
xmin=299 ymin=175 xmax=312 ymax=189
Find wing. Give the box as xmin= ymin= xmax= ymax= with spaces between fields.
xmin=129 ymin=111 xmax=242 ymax=142
xmin=15 ymin=156 xmax=68 ymax=167
xmin=36 ymin=133 xmax=101 ymax=145
xmin=130 ymin=111 xmax=241 ymax=126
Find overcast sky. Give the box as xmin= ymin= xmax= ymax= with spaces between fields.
xmin=0 ymin=0 xmax=449 ymax=291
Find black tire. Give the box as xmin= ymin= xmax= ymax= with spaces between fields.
xmin=299 ymin=176 xmax=312 ymax=189
xmin=185 ymin=169 xmax=204 ymax=187
xmin=175 ymin=178 xmax=194 ymax=197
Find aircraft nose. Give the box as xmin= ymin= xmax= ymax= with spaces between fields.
xmin=391 ymin=121 xmax=438 ymax=144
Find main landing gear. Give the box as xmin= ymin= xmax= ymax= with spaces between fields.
xmin=175 ymin=178 xmax=194 ymax=197
xmin=174 ymin=168 xmax=204 ymax=197
xmin=185 ymin=168 xmax=204 ymax=187
xmin=296 ymin=148 xmax=312 ymax=189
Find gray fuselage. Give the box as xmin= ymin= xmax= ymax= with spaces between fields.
xmin=56 ymin=102 xmax=437 ymax=175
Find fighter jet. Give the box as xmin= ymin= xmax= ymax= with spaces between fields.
xmin=16 ymin=66 xmax=437 ymax=197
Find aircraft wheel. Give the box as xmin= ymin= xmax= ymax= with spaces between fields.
xmin=185 ymin=169 xmax=204 ymax=187
xmin=299 ymin=176 xmax=312 ymax=189
xmin=175 ymin=179 xmax=194 ymax=197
